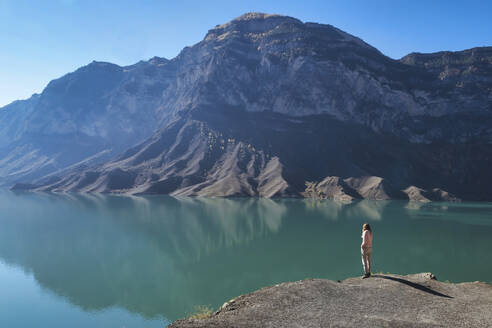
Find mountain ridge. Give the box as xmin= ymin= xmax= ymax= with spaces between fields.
xmin=3 ymin=12 xmax=492 ymax=200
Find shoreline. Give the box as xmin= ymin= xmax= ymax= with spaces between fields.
xmin=4 ymin=188 xmax=475 ymax=202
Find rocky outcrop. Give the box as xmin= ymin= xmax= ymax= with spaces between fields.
xmin=304 ymin=176 xmax=359 ymax=201
xmin=170 ymin=273 xmax=492 ymax=328
xmin=344 ymin=176 xmax=399 ymax=200
xmin=304 ymin=177 xmax=460 ymax=202
xmin=303 ymin=176 xmax=400 ymax=201
xmin=403 ymin=186 xmax=461 ymax=202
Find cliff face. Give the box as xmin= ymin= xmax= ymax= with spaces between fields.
xmin=0 ymin=59 xmax=175 ymax=184
xmin=3 ymin=13 xmax=492 ymax=199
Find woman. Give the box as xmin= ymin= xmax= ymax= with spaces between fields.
xmin=361 ymin=223 xmax=373 ymax=278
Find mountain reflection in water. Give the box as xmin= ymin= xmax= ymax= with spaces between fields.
xmin=0 ymin=192 xmax=491 ymax=322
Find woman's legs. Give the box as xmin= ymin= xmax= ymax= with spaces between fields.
xmin=361 ymin=248 xmax=372 ymax=275
xmin=361 ymin=248 xmax=368 ymax=274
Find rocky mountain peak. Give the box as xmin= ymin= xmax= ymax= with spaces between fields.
xmin=214 ymin=12 xmax=301 ymax=30
xmin=204 ymin=12 xmax=303 ymax=41
xmin=400 ymin=46 xmax=492 ymax=95
xmin=400 ymin=46 xmax=492 ymax=68
xmin=202 ymin=11 xmax=376 ymax=58
xmin=148 ymin=56 xmax=169 ymax=66
xmin=233 ymin=12 xmax=287 ymax=21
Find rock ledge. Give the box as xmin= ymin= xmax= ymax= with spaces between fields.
xmin=170 ymin=273 xmax=492 ymax=328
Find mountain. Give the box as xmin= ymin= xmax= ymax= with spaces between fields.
xmin=0 ymin=57 xmax=177 ymax=184
xmin=4 ymin=13 xmax=492 ymax=200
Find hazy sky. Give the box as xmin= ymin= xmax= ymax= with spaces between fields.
xmin=1 ymin=0 xmax=491 ymax=107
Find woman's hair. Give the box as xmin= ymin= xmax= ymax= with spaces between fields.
xmin=362 ymin=223 xmax=372 ymax=232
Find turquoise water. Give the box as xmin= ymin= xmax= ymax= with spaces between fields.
xmin=0 ymin=191 xmax=491 ymax=327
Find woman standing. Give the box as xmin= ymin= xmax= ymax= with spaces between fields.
xmin=361 ymin=223 xmax=373 ymax=278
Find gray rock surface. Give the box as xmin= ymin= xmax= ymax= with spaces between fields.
xmin=304 ymin=178 xmax=461 ymax=202
xmin=303 ymin=176 xmax=401 ymax=201
xmin=304 ymin=176 xmax=359 ymax=201
xmin=170 ymin=273 xmax=492 ymax=328
xmin=403 ymin=186 xmax=460 ymax=202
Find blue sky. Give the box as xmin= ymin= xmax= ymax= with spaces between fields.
xmin=1 ymin=0 xmax=491 ymax=107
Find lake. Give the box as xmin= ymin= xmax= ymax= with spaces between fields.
xmin=0 ymin=191 xmax=491 ymax=327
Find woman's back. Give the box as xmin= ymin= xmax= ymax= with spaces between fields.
xmin=362 ymin=229 xmax=372 ymax=248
